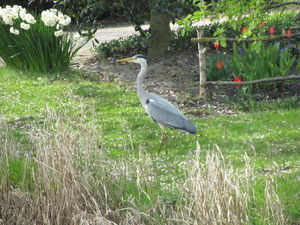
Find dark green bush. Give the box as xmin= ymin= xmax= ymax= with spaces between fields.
xmin=95 ymin=33 xmax=152 ymax=58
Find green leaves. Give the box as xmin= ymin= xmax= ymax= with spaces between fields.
xmin=177 ymin=14 xmax=193 ymax=37
xmin=206 ymin=54 xmax=232 ymax=81
xmin=213 ymin=27 xmax=227 ymax=47
xmin=232 ymin=42 xmax=296 ymax=94
xmin=177 ymin=0 xmax=212 ymax=36
xmin=178 ymin=0 xmax=298 ymax=44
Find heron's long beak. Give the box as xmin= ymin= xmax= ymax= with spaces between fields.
xmin=117 ymin=57 xmax=135 ymax=62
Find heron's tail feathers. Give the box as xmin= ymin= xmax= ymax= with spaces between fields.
xmin=164 ymin=119 xmax=197 ymax=134
xmin=183 ymin=119 xmax=197 ymax=134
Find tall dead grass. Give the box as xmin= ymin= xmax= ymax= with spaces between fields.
xmin=0 ymin=111 xmax=117 ymax=224
xmin=0 ymin=112 xmax=288 ymax=224
xmin=172 ymin=143 xmax=287 ymax=225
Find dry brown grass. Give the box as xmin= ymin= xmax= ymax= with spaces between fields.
xmin=0 ymin=112 xmax=288 ymax=224
xmin=172 ymin=143 xmax=287 ymax=225
xmin=178 ymin=145 xmax=251 ymax=224
xmin=0 ymin=111 xmax=117 ymax=224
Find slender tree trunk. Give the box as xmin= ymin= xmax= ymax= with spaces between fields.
xmin=147 ymin=11 xmax=171 ymax=57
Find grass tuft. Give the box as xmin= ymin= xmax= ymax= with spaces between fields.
xmin=172 ymin=143 xmax=287 ymax=224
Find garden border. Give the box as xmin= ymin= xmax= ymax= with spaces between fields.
xmin=192 ymin=26 xmax=300 ymax=99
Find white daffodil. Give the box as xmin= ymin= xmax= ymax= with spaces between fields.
xmin=25 ymin=13 xmax=36 ymax=24
xmin=73 ymin=33 xmax=80 ymax=40
xmin=50 ymin=8 xmax=58 ymax=14
xmin=41 ymin=8 xmax=71 ymax=28
xmin=54 ymin=29 xmax=63 ymax=37
xmin=57 ymin=13 xmax=64 ymax=21
xmin=44 ymin=18 xmax=56 ymax=26
xmin=4 ymin=5 xmax=12 ymax=10
xmin=41 ymin=10 xmax=49 ymax=19
xmin=20 ymin=22 xmax=30 ymax=30
xmin=10 ymin=27 xmax=19 ymax=35
xmin=3 ymin=15 xmax=14 ymax=26
xmin=11 ymin=5 xmax=22 ymax=19
xmin=19 ymin=9 xmax=26 ymax=21
xmin=42 ymin=10 xmax=57 ymax=27
xmin=60 ymin=15 xmax=71 ymax=26
xmin=11 ymin=11 xmax=18 ymax=19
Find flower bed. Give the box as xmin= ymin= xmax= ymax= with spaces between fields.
xmin=0 ymin=5 xmax=88 ymax=73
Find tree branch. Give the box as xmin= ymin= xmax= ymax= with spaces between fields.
xmin=264 ymin=1 xmax=300 ymax=10
xmin=205 ymin=75 xmax=300 ymax=87
xmin=290 ymin=26 xmax=300 ymax=30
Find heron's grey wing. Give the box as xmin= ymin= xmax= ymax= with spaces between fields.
xmin=144 ymin=94 xmax=197 ymax=134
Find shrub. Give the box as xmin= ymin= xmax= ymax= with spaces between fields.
xmin=95 ymin=33 xmax=152 ymax=58
xmin=0 ymin=5 xmax=89 ymax=73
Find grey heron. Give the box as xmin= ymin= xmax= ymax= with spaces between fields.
xmin=118 ymin=54 xmax=197 ymax=153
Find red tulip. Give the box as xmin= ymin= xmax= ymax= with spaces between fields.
xmin=217 ymin=61 xmax=224 ymax=69
xmin=286 ymin=29 xmax=292 ymax=38
xmin=233 ymin=77 xmax=243 ymax=87
xmin=241 ymin=27 xmax=246 ymax=33
xmin=213 ymin=42 xmax=221 ymax=49
xmin=268 ymin=27 xmax=275 ymax=35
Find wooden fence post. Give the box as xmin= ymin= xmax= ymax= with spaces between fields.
xmin=197 ymin=27 xmax=208 ymax=100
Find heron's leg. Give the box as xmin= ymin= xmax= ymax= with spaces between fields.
xmin=165 ymin=132 xmax=168 ymax=154
xmin=158 ymin=131 xmax=168 ymax=154
xmin=158 ymin=131 xmax=164 ymax=153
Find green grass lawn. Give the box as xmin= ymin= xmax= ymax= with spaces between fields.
xmin=0 ymin=67 xmax=300 ymax=224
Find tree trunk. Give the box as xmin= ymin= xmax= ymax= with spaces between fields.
xmin=147 ymin=11 xmax=170 ymax=57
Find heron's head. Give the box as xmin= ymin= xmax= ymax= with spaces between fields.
xmin=117 ymin=54 xmax=147 ymax=64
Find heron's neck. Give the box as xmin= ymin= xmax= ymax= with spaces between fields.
xmin=136 ymin=60 xmax=148 ymax=106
